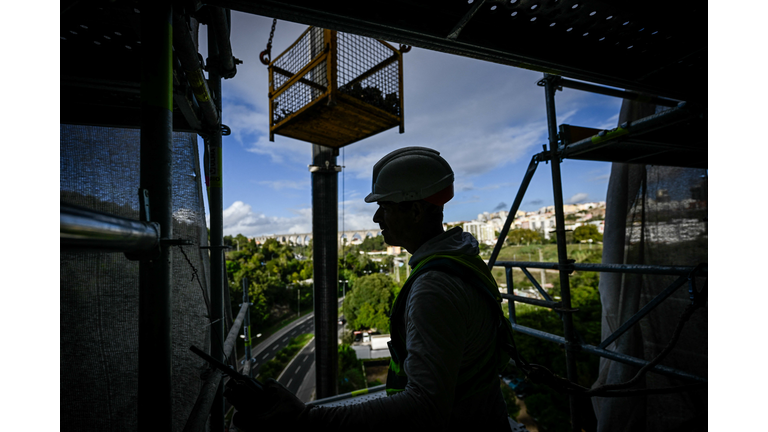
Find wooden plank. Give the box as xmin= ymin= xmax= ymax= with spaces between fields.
xmin=272 ymin=92 xmax=401 ymax=148
xmin=337 ymin=93 xmax=401 ymax=124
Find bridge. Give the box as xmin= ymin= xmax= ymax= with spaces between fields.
xmin=252 ymin=228 xmax=382 ymax=246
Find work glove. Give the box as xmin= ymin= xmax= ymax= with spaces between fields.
xmin=224 ymin=378 xmax=310 ymax=431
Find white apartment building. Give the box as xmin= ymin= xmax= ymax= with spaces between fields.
xmin=463 ymin=221 xmax=495 ymax=244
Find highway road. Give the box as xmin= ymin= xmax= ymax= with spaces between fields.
xmin=237 ymin=299 xmax=344 ymax=402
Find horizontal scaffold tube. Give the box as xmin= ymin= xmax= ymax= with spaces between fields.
xmin=60 ymin=204 xmax=160 ymax=252
xmin=493 ymin=261 xmax=706 ymax=276
xmin=510 ymin=323 xmax=706 ymax=383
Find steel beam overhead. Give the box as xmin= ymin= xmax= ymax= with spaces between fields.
xmin=204 ymin=0 xmax=706 ymax=103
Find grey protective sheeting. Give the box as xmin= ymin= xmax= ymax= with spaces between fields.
xmin=591 ymin=102 xmax=708 ymax=431
xmin=60 ymin=125 xmax=212 ymax=431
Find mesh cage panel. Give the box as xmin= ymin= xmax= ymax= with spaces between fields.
xmin=60 ymin=125 xmax=211 ymax=431
xmin=337 ymin=33 xmax=401 ymax=117
xmin=273 ymin=62 xmax=329 ymax=124
xmin=272 ymin=27 xmax=328 ymax=123
xmin=269 ymin=28 xmax=402 ymax=147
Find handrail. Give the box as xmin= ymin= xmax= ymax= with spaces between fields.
xmin=495 ymin=260 xmax=707 ymax=384
xmin=308 ymin=384 xmax=387 ymax=406
xmin=494 ymin=260 xmax=706 ymax=276
xmin=183 ymin=302 xmax=250 ymax=432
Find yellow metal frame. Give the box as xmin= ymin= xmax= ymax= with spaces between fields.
xmin=268 ymin=27 xmax=404 ymax=148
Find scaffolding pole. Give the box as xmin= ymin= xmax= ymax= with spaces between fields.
xmin=487 ymin=153 xmax=541 ymax=269
xmin=137 ymin=1 xmax=173 ymax=429
xmin=207 ymin=20 xmax=226 ymax=432
xmin=311 ymin=144 xmax=340 ymax=399
xmin=543 ymin=73 xmax=580 ymax=432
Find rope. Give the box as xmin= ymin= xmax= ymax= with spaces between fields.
xmin=177 ymin=244 xmax=230 ymax=363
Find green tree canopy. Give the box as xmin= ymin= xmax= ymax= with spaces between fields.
xmin=342 ymin=273 xmax=398 ymax=333
xmin=507 ymin=228 xmax=542 ymax=245
xmin=573 ymin=224 xmax=603 ymax=243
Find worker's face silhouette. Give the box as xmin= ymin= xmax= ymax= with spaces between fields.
xmin=373 ymin=201 xmax=417 ymax=249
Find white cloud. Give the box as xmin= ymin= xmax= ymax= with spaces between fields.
xmin=566 ymin=193 xmax=589 ymax=204
xmin=258 ymin=179 xmax=308 ymax=190
xmin=214 ymin=201 xmax=313 ymax=237
xmin=213 ymin=200 xmax=381 ymax=237
xmin=339 ymin=199 xmax=378 ymax=232
xmin=594 ymin=113 xmax=620 ymax=131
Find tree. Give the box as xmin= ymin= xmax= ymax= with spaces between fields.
xmin=358 ymin=235 xmax=386 ymax=252
xmin=573 ymin=224 xmax=603 ymax=243
xmin=342 ymin=273 xmax=398 ymax=333
xmin=507 ymin=228 xmax=541 ymax=245
xmin=338 ymin=344 xmax=365 ymax=393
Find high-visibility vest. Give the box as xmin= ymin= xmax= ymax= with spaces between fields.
xmin=385 ymin=254 xmax=515 ymax=399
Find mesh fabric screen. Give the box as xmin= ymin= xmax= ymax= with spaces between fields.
xmin=60 ymin=125 xmax=211 ymax=431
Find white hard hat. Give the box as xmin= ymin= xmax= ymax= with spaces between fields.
xmin=364 ymin=147 xmax=454 ymax=204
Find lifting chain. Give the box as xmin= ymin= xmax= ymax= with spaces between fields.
xmin=259 ymin=18 xmax=277 ymax=65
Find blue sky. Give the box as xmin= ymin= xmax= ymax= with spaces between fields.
xmin=201 ymin=13 xmax=623 ymax=237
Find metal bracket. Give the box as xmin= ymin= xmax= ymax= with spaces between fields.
xmin=537 ymin=75 xmax=563 ymax=91
xmin=221 ymin=124 xmax=231 ymax=136
xmin=308 ymin=160 xmax=342 ymax=173
xmin=125 ymin=237 xmax=193 ymax=261
xmin=139 ymin=188 xmax=151 ymax=222
xmin=559 ymin=259 xmax=576 ymax=274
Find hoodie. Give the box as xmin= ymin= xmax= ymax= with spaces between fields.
xmin=306 ymin=227 xmax=511 ymax=431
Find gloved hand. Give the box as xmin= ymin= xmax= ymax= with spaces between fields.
xmin=224 ymin=378 xmax=310 ymax=431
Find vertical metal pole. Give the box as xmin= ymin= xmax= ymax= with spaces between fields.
xmin=543 ymin=74 xmax=580 ymax=431
xmin=138 ymin=1 xmax=173 ymax=430
xmin=506 ymin=266 xmax=515 ymax=325
xmin=312 ymin=144 xmax=339 ymax=399
xmin=487 ymin=155 xmax=539 ymax=269
xmin=243 ymin=277 xmax=253 ymax=378
xmin=207 ymin=23 xmax=226 ymax=432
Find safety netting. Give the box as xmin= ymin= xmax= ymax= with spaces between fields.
xmin=592 ymin=101 xmax=708 ymax=431
xmin=60 ymin=124 xmax=212 ymax=431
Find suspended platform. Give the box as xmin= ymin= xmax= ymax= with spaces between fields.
xmin=269 ymin=27 xmax=405 ymax=148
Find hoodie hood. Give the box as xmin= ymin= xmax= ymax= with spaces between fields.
xmin=409 ymin=227 xmax=479 ymax=268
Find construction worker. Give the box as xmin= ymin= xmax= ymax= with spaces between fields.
xmin=225 ymin=147 xmax=514 ymax=430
